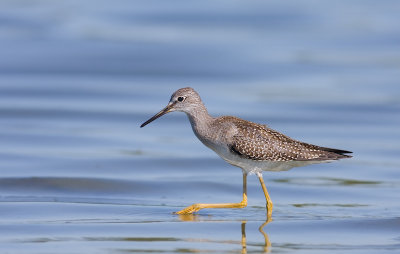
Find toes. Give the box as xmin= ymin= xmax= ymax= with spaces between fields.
xmin=175 ymin=204 xmax=199 ymax=214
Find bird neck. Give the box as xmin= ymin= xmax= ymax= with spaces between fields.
xmin=186 ymin=104 xmax=213 ymax=140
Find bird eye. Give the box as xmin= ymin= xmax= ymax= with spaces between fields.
xmin=177 ymin=96 xmax=185 ymax=102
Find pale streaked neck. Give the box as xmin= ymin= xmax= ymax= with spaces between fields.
xmin=185 ymin=103 xmax=214 ymax=138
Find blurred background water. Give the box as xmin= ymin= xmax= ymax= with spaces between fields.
xmin=0 ymin=0 xmax=399 ymax=253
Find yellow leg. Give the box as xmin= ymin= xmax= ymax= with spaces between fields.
xmin=257 ymin=173 xmax=273 ymax=217
xmin=175 ymin=173 xmax=248 ymax=214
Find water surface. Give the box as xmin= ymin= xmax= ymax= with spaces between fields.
xmin=0 ymin=0 xmax=399 ymax=253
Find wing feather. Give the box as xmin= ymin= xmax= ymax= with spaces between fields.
xmin=229 ymin=120 xmax=352 ymax=161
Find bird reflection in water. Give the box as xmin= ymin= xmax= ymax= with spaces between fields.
xmin=178 ymin=214 xmax=272 ymax=253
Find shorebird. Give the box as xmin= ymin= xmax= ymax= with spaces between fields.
xmin=140 ymin=87 xmax=352 ymax=216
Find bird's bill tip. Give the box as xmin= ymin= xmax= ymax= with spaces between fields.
xmin=140 ymin=103 xmax=174 ymax=128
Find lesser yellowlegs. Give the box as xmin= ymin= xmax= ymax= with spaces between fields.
xmin=140 ymin=87 xmax=352 ymax=215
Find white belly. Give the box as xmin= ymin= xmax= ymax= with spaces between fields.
xmin=206 ymin=141 xmax=329 ymax=174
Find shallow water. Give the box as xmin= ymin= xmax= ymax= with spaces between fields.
xmin=1 ymin=0 xmax=400 ymax=253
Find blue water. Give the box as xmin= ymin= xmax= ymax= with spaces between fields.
xmin=1 ymin=0 xmax=400 ymax=253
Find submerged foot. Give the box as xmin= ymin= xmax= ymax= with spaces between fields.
xmin=174 ymin=204 xmax=201 ymax=214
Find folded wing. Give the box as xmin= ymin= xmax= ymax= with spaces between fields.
xmin=229 ymin=120 xmax=352 ymax=162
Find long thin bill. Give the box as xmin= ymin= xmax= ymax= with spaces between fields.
xmin=140 ymin=103 xmax=173 ymax=128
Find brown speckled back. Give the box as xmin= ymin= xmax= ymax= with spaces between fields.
xmin=222 ymin=116 xmax=352 ymax=162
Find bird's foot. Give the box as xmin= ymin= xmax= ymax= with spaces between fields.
xmin=174 ymin=204 xmax=201 ymax=214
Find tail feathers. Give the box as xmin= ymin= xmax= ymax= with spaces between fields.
xmin=319 ymin=147 xmax=353 ymax=159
